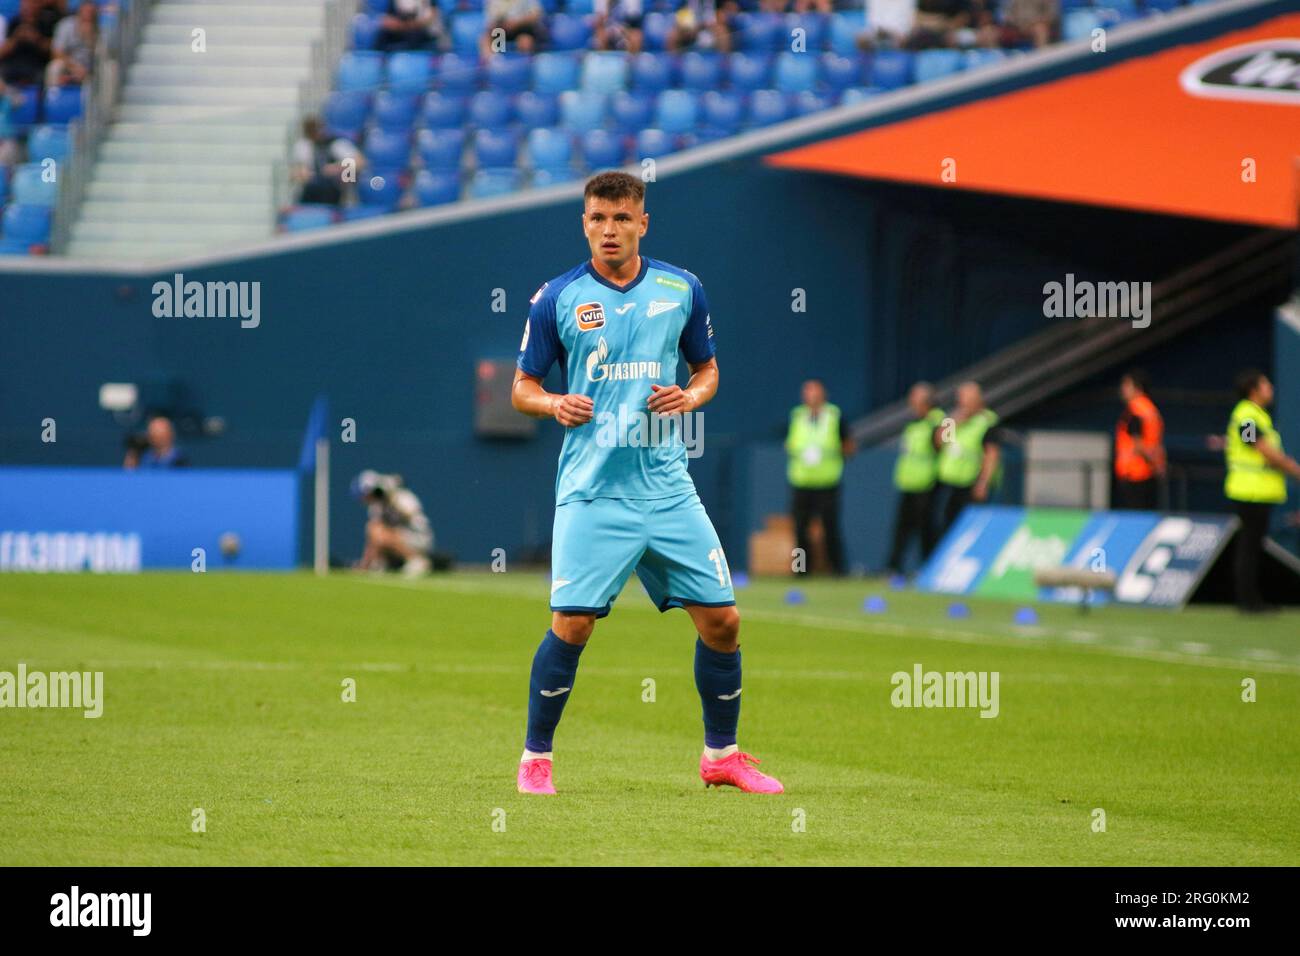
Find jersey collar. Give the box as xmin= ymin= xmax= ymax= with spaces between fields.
xmin=586 ymin=255 xmax=648 ymax=294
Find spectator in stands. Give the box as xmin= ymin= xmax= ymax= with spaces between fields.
xmin=904 ymin=0 xmax=974 ymax=49
xmin=291 ymin=115 xmax=365 ymax=207
xmin=785 ymin=379 xmax=854 ymax=577
xmin=481 ymin=0 xmax=545 ymax=57
xmin=594 ymin=0 xmax=644 ymax=55
xmin=933 ymin=381 xmax=1003 ymax=535
xmin=124 ymin=416 xmax=189 ymax=470
xmin=352 ymin=470 xmax=434 ymax=577
xmin=376 ymin=0 xmax=448 ymax=53
xmin=794 ymin=0 xmax=832 ymax=12
xmin=1113 ymin=369 xmax=1165 ymax=511
xmin=0 ymin=0 xmax=55 ymax=87
xmin=978 ymin=0 xmax=1058 ymax=48
xmin=863 ymin=0 xmax=918 ymax=49
xmin=46 ymin=0 xmax=97 ymax=87
xmin=666 ymin=0 xmax=737 ymax=54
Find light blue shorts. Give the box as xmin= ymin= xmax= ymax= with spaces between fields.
xmin=549 ymin=492 xmax=736 ymax=618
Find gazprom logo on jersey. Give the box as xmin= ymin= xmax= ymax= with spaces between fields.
xmin=585 ymin=336 xmax=661 ymax=383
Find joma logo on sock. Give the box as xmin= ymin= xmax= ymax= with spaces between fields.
xmin=890 ymin=664 xmax=1000 ymax=718
xmin=50 ymin=886 xmax=151 ymax=936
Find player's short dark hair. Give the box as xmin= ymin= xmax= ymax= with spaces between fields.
xmin=1236 ymin=368 xmax=1267 ymax=399
xmin=584 ymin=171 xmax=645 ymax=206
xmin=1122 ymin=369 xmax=1150 ymax=394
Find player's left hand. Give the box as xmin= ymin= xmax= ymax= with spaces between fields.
xmin=647 ymin=384 xmax=694 ymax=415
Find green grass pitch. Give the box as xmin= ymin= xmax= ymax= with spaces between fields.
xmin=1 ymin=570 xmax=1297 ymax=866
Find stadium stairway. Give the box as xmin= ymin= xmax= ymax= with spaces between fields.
xmin=67 ymin=0 xmax=334 ymax=261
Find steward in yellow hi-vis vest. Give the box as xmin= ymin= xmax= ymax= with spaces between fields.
xmin=785 ymin=380 xmax=854 ymax=576
xmin=934 ymin=381 xmax=1003 ymax=537
xmin=886 ymin=382 xmax=945 ymax=577
xmin=1224 ymin=369 xmax=1300 ymax=613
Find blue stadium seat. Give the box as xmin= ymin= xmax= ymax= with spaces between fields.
xmin=828 ymin=13 xmax=864 ymax=56
xmin=700 ymin=90 xmax=743 ymax=135
xmin=516 ymin=91 xmax=560 ymax=129
xmin=1063 ymin=10 xmax=1104 ymax=39
xmin=785 ymin=13 xmax=828 ymax=52
xmin=414 ymin=168 xmax=461 ymax=206
xmin=533 ymin=52 xmax=581 ymax=94
xmin=282 ymin=205 xmax=336 ymax=232
xmin=28 ymin=126 xmax=70 ymax=164
xmin=962 ymin=48 xmax=1007 ymax=71
xmin=451 ymin=12 xmax=486 ymax=55
xmin=630 ymin=52 xmax=675 ymax=93
xmin=469 ymin=89 xmax=514 ymax=127
xmin=1144 ymin=0 xmax=1183 ymax=10
xmin=635 ymin=128 xmax=673 ymax=161
xmin=436 ymin=53 xmax=481 ymax=93
xmin=474 ymin=128 xmax=520 ymax=167
xmin=641 ymin=12 xmax=673 ymax=52
xmin=365 ymin=129 xmax=412 ymax=170
xmin=839 ymin=86 xmax=876 ymax=106
xmin=774 ymin=51 xmax=818 ymax=93
xmin=486 ymin=52 xmax=533 ymax=93
xmin=609 ymin=91 xmax=653 ymax=135
xmin=580 ymin=129 xmax=625 ymax=168
xmin=747 ymin=89 xmax=789 ymax=126
xmin=914 ymin=49 xmax=963 ymax=84
xmin=364 ymin=0 xmax=388 ymax=13
xmin=11 ymin=164 xmax=58 ymax=205
xmin=342 ymin=204 xmax=389 ymax=222
xmin=421 ymin=91 xmax=469 ymax=128
xmin=0 ymin=169 xmax=8 ymax=206
xmin=820 ymin=52 xmax=862 ymax=91
xmin=565 ymin=0 xmax=595 ymax=12
xmin=734 ymin=12 xmax=782 ymax=52
xmin=358 ymin=172 xmax=403 ymax=208
xmin=870 ymin=49 xmax=913 ymax=89
xmin=680 ymin=52 xmax=724 ymax=91
xmin=416 ymin=127 xmax=466 ymax=169
xmin=582 ymin=52 xmax=629 ymax=94
xmin=352 ymin=13 xmax=380 ymax=50
xmin=559 ymin=91 xmax=608 ymax=132
xmin=13 ymin=86 xmax=44 ymax=127
xmin=728 ymin=52 xmax=771 ymax=91
xmin=2 ymin=204 xmax=52 ymax=245
xmin=338 ymin=51 xmax=385 ymax=92
xmin=527 ymin=127 xmax=573 ymax=168
xmin=791 ymin=89 xmax=832 ymax=116
xmin=387 ymin=51 xmax=434 ymax=93
xmin=654 ymin=89 xmax=697 ymax=135
xmin=532 ymin=166 xmax=579 ymax=188
xmin=549 ymin=14 xmax=593 ymax=52
xmin=0 ymin=0 xmax=21 ymax=16
xmin=372 ymin=91 xmax=420 ymax=132
xmin=324 ymin=90 xmax=371 ymax=139
xmin=469 ymin=167 xmax=522 ymax=198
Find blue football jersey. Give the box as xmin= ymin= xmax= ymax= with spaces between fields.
xmin=516 ymin=256 xmax=717 ymax=505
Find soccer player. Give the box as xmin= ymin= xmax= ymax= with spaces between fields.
xmin=510 ymin=171 xmax=784 ymax=796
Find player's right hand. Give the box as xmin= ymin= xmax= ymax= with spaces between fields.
xmin=552 ymin=393 xmax=594 ymax=427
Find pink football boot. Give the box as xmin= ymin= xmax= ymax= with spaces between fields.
xmin=517 ymin=758 xmax=557 ymax=795
xmin=700 ymin=751 xmax=784 ymax=794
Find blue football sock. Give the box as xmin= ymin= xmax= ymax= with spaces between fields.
xmin=694 ymin=636 xmax=741 ymax=749
xmin=524 ymin=629 xmax=585 ymax=754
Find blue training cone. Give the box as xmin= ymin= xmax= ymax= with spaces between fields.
xmin=784 ymin=588 xmax=805 ymax=605
xmin=731 ymin=571 xmax=749 ymax=589
xmin=1013 ymin=606 xmax=1039 ymax=626
xmin=863 ymin=595 xmax=887 ymax=614
xmin=947 ymin=601 xmax=970 ymax=619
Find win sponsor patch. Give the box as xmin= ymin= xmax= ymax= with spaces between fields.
xmin=576 ymin=301 xmax=606 ymax=331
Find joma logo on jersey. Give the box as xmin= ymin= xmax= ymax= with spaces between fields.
xmin=576 ymin=302 xmax=606 ymax=331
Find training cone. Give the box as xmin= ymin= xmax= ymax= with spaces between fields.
xmin=784 ymin=589 xmax=805 ymax=605
xmin=888 ymin=574 xmax=908 ymax=590
xmin=863 ymin=595 xmax=887 ymax=614
xmin=947 ymin=602 xmax=970 ymax=619
xmin=731 ymin=571 xmax=749 ymax=589
xmin=1013 ymin=606 xmax=1039 ymax=625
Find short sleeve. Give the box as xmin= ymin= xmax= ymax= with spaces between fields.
xmin=516 ymin=287 xmax=561 ymax=378
xmin=679 ymin=276 xmax=716 ymax=365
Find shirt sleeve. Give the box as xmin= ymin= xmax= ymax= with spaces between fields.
xmin=516 ymin=287 xmax=561 ymax=378
xmin=679 ymin=275 xmax=716 ymax=365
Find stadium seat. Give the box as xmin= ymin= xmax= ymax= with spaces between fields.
xmin=828 ymin=13 xmax=864 ymax=57
xmin=486 ymin=53 xmax=533 ymax=93
xmin=774 ymin=51 xmax=818 ymax=93
xmin=791 ymin=89 xmax=832 ymax=116
xmin=654 ymin=89 xmax=698 ymax=135
xmin=533 ymin=52 xmax=581 ymax=95
xmin=358 ymin=172 xmax=404 ymax=208
xmin=581 ymin=52 xmax=629 ymax=95
xmin=914 ymin=49 xmax=964 ymax=84
xmin=351 ymin=13 xmax=380 ymax=50
xmin=1144 ymin=0 xmax=1183 ymax=9
xmin=338 ymin=51 xmax=385 ymax=92
xmin=436 ymin=53 xmax=481 ymax=93
xmin=962 ymin=48 xmax=1007 ymax=71
xmin=1064 ymin=10 xmax=1104 ymax=40
xmin=630 ymin=52 xmax=675 ymax=93
xmin=416 ymin=127 xmax=466 ymax=170
xmin=372 ymin=91 xmax=420 ymax=132
xmin=728 ymin=52 xmax=771 ymax=92
xmin=527 ymin=128 xmax=573 ymax=168
xmin=580 ymin=129 xmax=625 ymax=168
xmin=838 ymin=86 xmax=876 ymax=106
xmin=0 ymin=237 xmax=36 ymax=256
xmin=342 ymin=204 xmax=389 ymax=222
xmin=282 ymin=205 xmax=336 ymax=232
xmin=421 ymin=91 xmax=469 ymax=128
xmin=2 ymin=203 xmax=52 ymax=245
xmin=641 ymin=12 xmax=673 ymax=52
xmin=469 ymin=167 xmax=522 ymax=198
xmin=700 ymin=90 xmax=743 ymax=135
xmin=451 ymin=12 xmax=486 ymax=55
xmin=11 ymin=164 xmax=57 ymax=206
xmin=474 ymin=128 xmax=520 ymax=167
xmin=0 ymin=169 xmax=8 ymax=206
xmin=609 ymin=91 xmax=654 ymax=135
xmin=747 ymin=89 xmax=789 ymax=127
xmin=28 ymin=126 xmax=70 ymax=164
xmin=414 ymin=168 xmax=462 ymax=206
xmin=515 ymin=91 xmax=560 ymax=129
xmin=532 ymin=166 xmax=579 ymax=188
xmin=364 ymin=0 xmax=388 ymax=13
xmin=734 ymin=12 xmax=782 ymax=52
xmin=820 ymin=52 xmax=862 ymax=91
xmin=12 ymin=86 xmax=43 ymax=127
xmin=558 ymin=91 xmax=608 ymax=133
xmin=565 ymin=0 xmax=595 ymax=13
xmin=635 ymin=128 xmax=673 ymax=161
xmin=323 ymin=90 xmax=370 ymax=139
xmin=549 ymin=14 xmax=593 ymax=52
xmin=785 ymin=13 xmax=828 ymax=52
xmin=365 ymin=129 xmax=412 ymax=170
xmin=870 ymin=50 xmax=913 ymax=90
xmin=680 ymin=52 xmax=724 ymax=92
xmin=469 ymin=89 xmax=514 ymax=127
xmin=387 ymin=52 xmax=435 ymax=93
